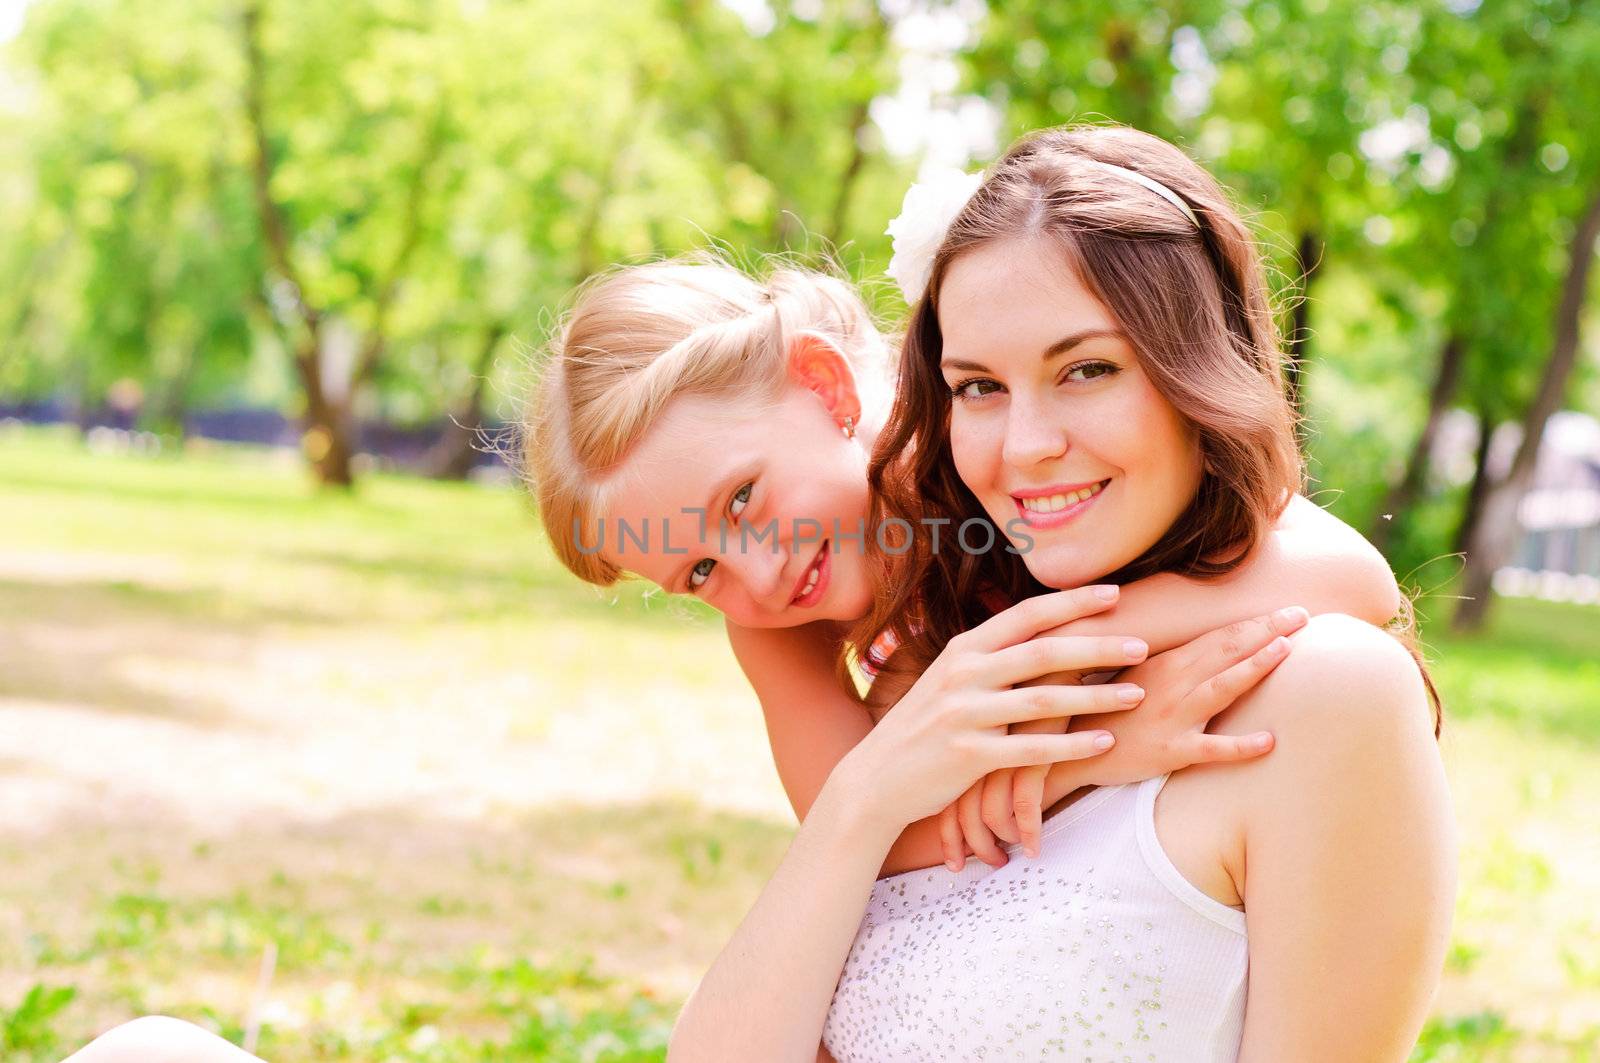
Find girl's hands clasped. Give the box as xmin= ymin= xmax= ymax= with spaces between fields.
xmin=831 ymin=586 xmax=1146 ymax=840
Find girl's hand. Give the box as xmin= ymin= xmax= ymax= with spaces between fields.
xmin=939 ymin=708 xmax=1075 ymax=873
xmin=974 ymin=606 xmax=1309 ymax=855
xmin=936 ymin=781 xmax=1005 ymax=873
xmin=833 ymin=587 xmax=1150 ymax=839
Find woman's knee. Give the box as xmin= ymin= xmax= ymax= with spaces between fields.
xmin=66 ymin=1015 xmax=261 ymax=1063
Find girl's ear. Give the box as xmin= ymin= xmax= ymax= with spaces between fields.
xmin=787 ymin=331 xmax=862 ymax=430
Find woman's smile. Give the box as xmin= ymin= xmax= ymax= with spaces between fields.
xmin=1011 ymin=478 xmax=1112 ymax=529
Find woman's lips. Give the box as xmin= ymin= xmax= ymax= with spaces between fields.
xmin=790 ymin=541 xmax=831 ymax=607
xmin=1011 ymin=479 xmax=1110 ymax=529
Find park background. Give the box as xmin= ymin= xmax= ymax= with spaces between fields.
xmin=1 ymin=0 xmax=1597 ymax=1059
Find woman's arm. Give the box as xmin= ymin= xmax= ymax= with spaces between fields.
xmin=1231 ymin=614 xmax=1455 ymax=1060
xmin=668 ymin=771 xmax=904 ymax=1063
xmin=1044 ymin=494 xmax=1401 ymax=653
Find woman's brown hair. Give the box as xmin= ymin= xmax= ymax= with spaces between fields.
xmin=854 ymin=123 xmax=1440 ymax=729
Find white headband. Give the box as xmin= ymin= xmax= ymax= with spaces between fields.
xmin=1079 ymin=160 xmax=1200 ymax=227
xmin=884 ymin=160 xmax=1200 ymax=304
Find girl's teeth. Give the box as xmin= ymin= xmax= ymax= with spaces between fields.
xmin=799 ymin=559 xmax=821 ymax=598
xmin=1020 ymin=481 xmax=1104 ymax=513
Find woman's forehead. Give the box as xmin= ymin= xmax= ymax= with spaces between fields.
xmin=939 ymin=240 xmax=1117 ymax=361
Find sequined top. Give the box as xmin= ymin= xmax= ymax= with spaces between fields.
xmin=822 ymin=775 xmax=1248 ymax=1062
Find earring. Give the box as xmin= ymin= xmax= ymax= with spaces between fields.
xmin=841 ymin=416 xmax=855 ymax=439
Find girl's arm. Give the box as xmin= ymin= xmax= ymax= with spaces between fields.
xmin=973 ymin=497 xmax=1401 ymax=856
xmin=1044 ymin=494 xmax=1401 ymax=652
xmin=725 ymin=618 xmax=974 ymax=876
xmin=1228 ymin=613 xmax=1454 ymax=1060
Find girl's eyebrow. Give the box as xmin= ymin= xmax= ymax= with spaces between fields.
xmin=941 ymin=328 xmax=1126 ymax=374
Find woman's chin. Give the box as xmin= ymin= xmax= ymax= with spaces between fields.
xmin=1018 ymin=548 xmax=1125 ymax=591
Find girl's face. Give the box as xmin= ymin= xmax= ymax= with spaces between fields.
xmin=598 ymin=353 xmax=876 ymax=629
xmin=937 ymin=236 xmax=1205 ymax=589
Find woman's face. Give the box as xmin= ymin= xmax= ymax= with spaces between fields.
xmin=937 ymin=236 xmax=1205 ymax=589
xmin=598 ymin=381 xmax=876 ymax=629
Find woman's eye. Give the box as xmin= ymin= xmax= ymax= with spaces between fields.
xmin=689 ymin=557 xmax=716 ymax=590
xmin=950 ymin=378 xmax=1003 ymax=401
xmin=729 ymin=481 xmax=753 ymax=519
xmin=1064 ymin=361 xmax=1118 ymax=383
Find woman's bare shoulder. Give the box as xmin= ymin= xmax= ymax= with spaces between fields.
xmin=1209 ymin=612 xmax=1437 ymax=797
xmin=1260 ymin=612 xmax=1427 ymax=730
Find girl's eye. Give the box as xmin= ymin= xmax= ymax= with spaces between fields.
xmin=729 ymin=481 xmax=753 ymax=519
xmin=1064 ymin=360 xmax=1118 ymax=383
xmin=949 ymin=377 xmax=1003 ymax=402
xmin=688 ymin=557 xmax=716 ymax=591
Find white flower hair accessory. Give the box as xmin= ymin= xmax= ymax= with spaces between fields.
xmin=884 ymin=167 xmax=984 ymax=305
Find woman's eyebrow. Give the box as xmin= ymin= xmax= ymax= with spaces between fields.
xmin=941 ymin=328 xmax=1125 ymax=373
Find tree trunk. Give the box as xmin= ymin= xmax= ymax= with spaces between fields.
xmin=1369 ymin=333 xmax=1465 ymax=552
xmin=1455 ymin=181 xmax=1600 ymax=631
xmin=244 ymin=3 xmax=354 ymax=487
xmin=303 ymin=400 xmax=356 ymax=488
xmin=1451 ymin=406 xmax=1495 ymax=558
xmin=289 ymin=341 xmax=356 ymax=487
xmin=421 ymin=323 xmax=506 ymax=480
xmin=1285 ymin=228 xmax=1323 ymax=417
xmin=243 ymin=3 xmax=442 ymax=488
xmin=144 ymin=341 xmax=200 ymax=438
xmin=824 ymin=99 xmax=872 ymax=249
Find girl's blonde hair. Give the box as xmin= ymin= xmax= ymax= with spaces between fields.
xmin=525 ymin=255 xmax=890 ymax=585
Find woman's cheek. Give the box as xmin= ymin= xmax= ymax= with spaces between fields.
xmin=948 ymin=411 xmax=987 ymax=494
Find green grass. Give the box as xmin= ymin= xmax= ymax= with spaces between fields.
xmin=1 ymin=424 xmax=1598 ymax=1061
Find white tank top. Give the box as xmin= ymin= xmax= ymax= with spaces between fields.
xmin=822 ymin=775 xmax=1248 ymax=1062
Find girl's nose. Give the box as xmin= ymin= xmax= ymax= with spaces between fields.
xmin=722 ymin=533 xmax=789 ymax=606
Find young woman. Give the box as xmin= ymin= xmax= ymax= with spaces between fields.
xmin=671 ymin=126 xmax=1454 ymax=1062
xmin=62 ymin=137 xmax=1416 ymax=1061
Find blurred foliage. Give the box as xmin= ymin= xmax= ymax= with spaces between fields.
xmin=0 ymin=0 xmax=1596 ymax=599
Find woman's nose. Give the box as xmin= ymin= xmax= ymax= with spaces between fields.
xmin=1001 ymin=393 xmax=1070 ymax=469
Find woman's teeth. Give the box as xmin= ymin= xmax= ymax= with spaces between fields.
xmin=1019 ymin=481 xmax=1106 ymax=513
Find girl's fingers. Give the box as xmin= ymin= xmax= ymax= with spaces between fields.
xmin=938 ymin=802 xmax=966 ymax=872
xmin=1012 ymin=764 xmax=1049 ymax=859
xmin=1177 ymin=730 xmax=1275 ymax=766
xmin=957 ymin=783 xmax=1007 ymax=868
xmin=1189 ymin=636 xmax=1292 ymax=717
xmin=980 ymin=768 xmax=1020 ymax=845
xmin=975 ymin=681 xmax=1144 ymax=728
xmin=1182 ymin=607 xmax=1307 ymax=673
xmin=993 ymin=729 xmax=1115 ymax=770
xmin=963 ymin=586 xmax=1120 ymax=653
xmin=986 ymin=634 xmax=1148 ymax=688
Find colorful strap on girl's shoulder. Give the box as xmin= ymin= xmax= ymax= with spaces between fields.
xmin=858 ymin=585 xmax=1014 ymax=684
xmin=858 ymin=626 xmax=903 ymax=682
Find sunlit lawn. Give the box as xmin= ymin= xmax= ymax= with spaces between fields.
xmin=1 ymin=424 xmax=1596 ymax=1062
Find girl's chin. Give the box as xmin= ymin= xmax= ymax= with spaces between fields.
xmin=831 ymin=584 xmax=875 ymax=625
